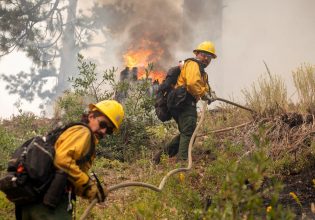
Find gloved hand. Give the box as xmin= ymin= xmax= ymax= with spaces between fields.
xmin=84 ymin=181 xmax=108 ymax=203
xmin=210 ymin=91 xmax=217 ymax=99
xmin=202 ymin=93 xmax=213 ymax=105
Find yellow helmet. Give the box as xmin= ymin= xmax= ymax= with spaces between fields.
xmin=89 ymin=100 xmax=124 ymax=131
xmin=193 ymin=41 xmax=217 ymax=58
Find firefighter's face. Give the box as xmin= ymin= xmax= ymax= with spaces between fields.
xmin=88 ymin=114 xmax=115 ymax=139
xmin=196 ymin=52 xmax=213 ymax=67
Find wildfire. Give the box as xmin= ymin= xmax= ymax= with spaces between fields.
xmin=137 ymin=69 xmax=166 ymax=84
xmin=122 ymin=39 xmax=166 ymax=83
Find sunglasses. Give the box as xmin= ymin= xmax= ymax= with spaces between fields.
xmin=201 ymin=52 xmax=213 ymax=59
xmin=98 ymin=120 xmax=114 ymax=135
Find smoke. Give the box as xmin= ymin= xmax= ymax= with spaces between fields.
xmin=90 ymin=0 xmax=315 ymax=101
xmin=220 ymin=0 xmax=315 ymax=98
xmin=93 ymin=0 xmax=222 ymax=68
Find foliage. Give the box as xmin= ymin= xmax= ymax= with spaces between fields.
xmin=6 ymin=107 xmax=49 ymax=139
xmin=194 ymin=126 xmax=295 ymax=219
xmin=115 ymin=64 xmax=157 ymax=160
xmin=0 ymin=0 xmax=61 ymax=63
xmin=242 ymin=64 xmax=288 ymax=117
xmin=55 ymin=54 xmax=118 ymax=124
xmin=1 ymin=67 xmax=58 ymax=102
xmin=0 ymin=192 xmax=14 ymax=220
xmin=73 ymin=128 xmax=296 ymax=220
xmin=292 ymin=63 xmax=315 ymax=114
xmin=203 ymin=150 xmax=294 ymax=219
xmin=69 ymin=54 xmax=118 ymax=103
xmin=0 ymin=0 xmax=109 ymax=101
xmin=0 ymin=105 xmax=51 ymax=172
xmin=0 ymin=126 xmax=19 ymax=172
xmin=54 ymin=91 xmax=86 ymax=124
xmin=55 ymin=56 xmax=158 ymax=161
xmin=2 ymin=60 xmax=313 ymax=218
xmin=271 ymin=138 xmax=315 ymax=176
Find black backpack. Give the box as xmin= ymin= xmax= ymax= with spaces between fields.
xmin=0 ymin=122 xmax=95 ymax=205
xmin=154 ymin=58 xmax=205 ymax=122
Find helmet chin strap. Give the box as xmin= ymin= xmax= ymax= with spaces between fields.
xmin=194 ymin=56 xmax=209 ymax=68
xmin=201 ymin=62 xmax=208 ymax=68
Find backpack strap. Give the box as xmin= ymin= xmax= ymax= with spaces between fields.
xmin=47 ymin=122 xmax=95 ymax=165
xmin=184 ymin=58 xmax=206 ymax=75
xmin=184 ymin=58 xmax=212 ymax=93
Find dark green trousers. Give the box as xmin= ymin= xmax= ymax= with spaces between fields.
xmin=166 ymin=103 xmax=197 ymax=160
xmin=16 ymin=196 xmax=72 ymax=220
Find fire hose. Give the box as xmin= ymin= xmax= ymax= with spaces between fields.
xmin=80 ymin=98 xmax=254 ymax=220
xmin=213 ymin=97 xmax=255 ymax=113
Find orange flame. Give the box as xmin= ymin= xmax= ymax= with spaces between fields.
xmin=137 ymin=69 xmax=166 ymax=84
xmin=123 ymin=39 xmax=166 ymax=83
xmin=123 ymin=49 xmax=153 ymax=68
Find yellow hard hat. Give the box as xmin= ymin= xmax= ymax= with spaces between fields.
xmin=193 ymin=41 xmax=217 ymax=58
xmin=89 ymin=100 xmax=124 ymax=131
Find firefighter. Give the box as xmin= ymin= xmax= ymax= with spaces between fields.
xmin=154 ymin=41 xmax=217 ymax=164
xmin=16 ymin=100 xmax=124 ymax=220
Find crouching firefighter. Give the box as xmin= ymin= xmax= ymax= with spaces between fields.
xmin=0 ymin=100 xmax=124 ymax=220
xmin=153 ymin=41 xmax=217 ymax=164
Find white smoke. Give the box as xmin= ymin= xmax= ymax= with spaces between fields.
xmin=220 ymin=0 xmax=315 ymax=100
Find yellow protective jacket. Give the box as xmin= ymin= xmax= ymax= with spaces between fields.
xmin=176 ymin=59 xmax=210 ymax=100
xmin=53 ymin=125 xmax=98 ymax=197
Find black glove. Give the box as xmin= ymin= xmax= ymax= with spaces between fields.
xmin=210 ymin=91 xmax=217 ymax=99
xmin=84 ymin=182 xmax=107 ymax=203
xmin=202 ymin=93 xmax=213 ymax=105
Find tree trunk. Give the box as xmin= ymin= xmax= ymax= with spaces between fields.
xmin=55 ymin=0 xmax=79 ymax=97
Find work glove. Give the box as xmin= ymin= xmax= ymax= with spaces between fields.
xmin=202 ymin=93 xmax=213 ymax=105
xmin=83 ymin=180 xmax=108 ymax=203
xmin=210 ymin=91 xmax=217 ymax=99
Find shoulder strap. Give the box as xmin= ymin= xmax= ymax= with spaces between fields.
xmin=48 ymin=122 xmax=95 ymax=165
xmin=184 ymin=58 xmax=206 ymax=75
xmin=68 ymin=123 xmax=95 ymax=165
xmin=184 ymin=58 xmax=212 ymax=94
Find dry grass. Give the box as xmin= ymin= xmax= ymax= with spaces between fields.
xmin=242 ymin=66 xmax=288 ymax=117
xmin=292 ymin=63 xmax=315 ymax=114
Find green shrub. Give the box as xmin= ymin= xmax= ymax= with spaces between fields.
xmin=195 ymin=126 xmax=295 ymax=219
xmin=0 ymin=126 xmax=19 ymax=172
xmin=54 ymin=91 xmax=85 ymax=124
xmin=55 ymin=55 xmax=159 ymax=161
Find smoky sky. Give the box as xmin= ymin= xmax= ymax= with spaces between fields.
xmin=92 ymin=0 xmax=222 ymax=68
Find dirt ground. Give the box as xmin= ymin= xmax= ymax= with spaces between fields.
xmin=280 ymin=167 xmax=315 ymax=219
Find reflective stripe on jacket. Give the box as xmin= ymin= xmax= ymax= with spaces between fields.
xmin=175 ymin=60 xmax=209 ymax=100
xmin=53 ymin=125 xmax=98 ymax=197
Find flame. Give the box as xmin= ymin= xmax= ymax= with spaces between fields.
xmin=123 ymin=49 xmax=153 ymax=68
xmin=137 ymin=68 xmax=166 ymax=84
xmin=122 ymin=39 xmax=166 ymax=83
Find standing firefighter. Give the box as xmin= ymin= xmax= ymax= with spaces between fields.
xmin=10 ymin=100 xmax=124 ymax=219
xmin=154 ymin=41 xmax=217 ymax=164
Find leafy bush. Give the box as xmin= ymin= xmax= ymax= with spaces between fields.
xmin=98 ymin=77 xmax=158 ymax=161
xmin=194 ymin=125 xmax=295 ymax=219
xmin=55 ymin=55 xmax=159 ymax=161
xmin=54 ymin=91 xmax=86 ymax=124
xmin=0 ymin=126 xmax=19 ymax=172
xmin=292 ymin=63 xmax=315 ymax=114
xmin=69 ymin=53 xmax=118 ymax=102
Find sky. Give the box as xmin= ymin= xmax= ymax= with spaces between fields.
xmin=1 ymin=0 xmax=315 ymax=119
